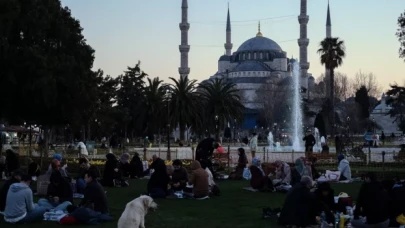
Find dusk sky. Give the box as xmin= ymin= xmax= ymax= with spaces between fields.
xmin=61 ymin=0 xmax=405 ymax=92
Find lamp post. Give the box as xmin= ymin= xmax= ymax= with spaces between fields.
xmin=372 ymin=118 xmax=375 ymax=134
xmin=215 ymin=115 xmax=219 ymax=140
xmin=233 ymin=119 xmax=236 ymax=143
xmin=274 ymin=123 xmax=277 ymax=141
xmin=166 ymin=89 xmax=171 ymax=160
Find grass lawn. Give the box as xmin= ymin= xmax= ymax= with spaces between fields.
xmin=0 ymin=180 xmax=362 ymax=228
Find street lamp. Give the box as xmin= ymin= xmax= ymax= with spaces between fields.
xmin=215 ymin=115 xmax=219 ymax=140
xmin=372 ymin=118 xmax=376 ymax=134
xmin=233 ymin=119 xmax=236 ymax=142
xmin=166 ymin=89 xmax=171 ymax=160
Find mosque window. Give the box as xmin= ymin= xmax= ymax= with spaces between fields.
xmin=254 ymin=53 xmax=257 ymax=59
xmin=248 ymin=53 xmax=251 ymax=59
xmin=242 ymin=53 xmax=245 ymax=60
xmin=266 ymin=53 xmax=269 ymax=59
xmin=260 ymin=53 xmax=263 ymax=59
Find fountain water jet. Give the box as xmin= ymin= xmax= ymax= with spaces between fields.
xmin=291 ymin=61 xmax=304 ymax=151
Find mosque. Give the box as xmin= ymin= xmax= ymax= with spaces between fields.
xmin=178 ymin=0 xmax=331 ymax=130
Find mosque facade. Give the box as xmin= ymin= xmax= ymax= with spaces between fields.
xmin=179 ymin=0 xmax=331 ymax=129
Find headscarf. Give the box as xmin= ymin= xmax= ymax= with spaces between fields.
xmin=120 ymin=153 xmax=130 ymax=164
xmin=238 ymin=148 xmax=248 ymax=164
xmin=337 ymin=154 xmax=344 ymax=162
xmin=252 ymin=157 xmax=264 ymax=176
xmin=53 ymin=154 xmax=63 ymax=161
xmin=295 ymin=158 xmax=308 ymax=176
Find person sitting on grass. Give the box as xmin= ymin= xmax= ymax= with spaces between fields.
xmin=272 ymin=160 xmax=291 ymax=185
xmin=170 ymin=159 xmax=188 ymax=192
xmin=250 ymin=157 xmax=273 ymax=191
xmin=278 ymin=176 xmax=318 ymax=227
xmin=0 ymin=169 xmax=24 ymax=214
xmin=291 ymin=157 xmax=310 ymax=186
xmin=188 ymin=161 xmax=209 ymax=199
xmin=352 ymin=172 xmax=390 ymax=228
xmin=129 ymin=152 xmax=144 ymax=178
xmin=79 ymin=169 xmax=109 ymax=214
xmin=337 ymin=154 xmax=351 ymax=181
xmin=3 ymin=174 xmax=47 ymax=223
xmin=76 ymin=158 xmax=100 ymax=194
xmin=147 ymin=158 xmax=169 ymax=198
xmin=38 ymin=169 xmax=73 ymax=211
xmin=314 ymin=182 xmax=335 ymax=223
xmin=46 ymin=154 xmax=68 ymax=177
xmin=119 ymin=153 xmax=131 ymax=178
xmin=5 ymin=150 xmax=20 ymax=178
xmin=229 ymin=148 xmax=248 ymax=180
xmin=102 ymin=153 xmax=128 ymax=187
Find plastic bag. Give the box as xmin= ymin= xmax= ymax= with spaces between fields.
xmin=243 ymin=167 xmax=251 ymax=180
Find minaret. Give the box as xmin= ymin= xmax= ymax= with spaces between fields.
xmin=326 ymin=0 xmax=331 ymax=37
xmin=179 ymin=0 xmax=190 ymax=78
xmin=224 ymin=4 xmax=233 ymax=56
xmin=325 ymin=0 xmax=332 ymax=98
xmin=298 ymin=0 xmax=309 ymax=90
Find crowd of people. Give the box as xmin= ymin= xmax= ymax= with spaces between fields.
xmin=0 ymin=134 xmax=404 ymax=228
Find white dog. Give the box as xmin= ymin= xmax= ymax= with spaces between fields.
xmin=117 ymin=195 xmax=158 ymax=228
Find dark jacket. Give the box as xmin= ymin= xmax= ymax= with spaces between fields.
xmin=28 ymin=162 xmax=41 ymax=177
xmin=354 ymin=181 xmax=390 ymax=224
xmin=170 ymin=167 xmax=188 ymax=190
xmin=129 ymin=154 xmax=144 ymax=178
xmin=147 ymin=159 xmax=169 ymax=193
xmin=249 ymin=166 xmax=267 ymax=190
xmin=47 ymin=170 xmax=73 ymax=203
xmin=102 ymin=154 xmax=120 ymax=186
xmin=303 ymin=134 xmax=316 ymax=147
xmin=196 ymin=138 xmax=215 ymax=160
xmin=278 ymin=183 xmax=318 ymax=227
xmin=80 ymin=180 xmax=109 ymax=214
xmin=0 ymin=177 xmax=19 ymax=211
xmin=5 ymin=150 xmax=19 ymax=174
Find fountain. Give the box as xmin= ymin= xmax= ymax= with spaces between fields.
xmin=291 ymin=61 xmax=304 ymax=151
xmin=314 ymin=127 xmax=321 ymax=152
xmin=267 ymin=132 xmax=274 ymax=151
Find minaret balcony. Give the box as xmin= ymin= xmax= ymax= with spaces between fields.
xmin=298 ymin=15 xmax=309 ymax=24
xmin=300 ymin=62 xmax=310 ymax=70
xmin=178 ymin=67 xmax=190 ymax=75
xmin=224 ymin=43 xmax=233 ymax=49
xmin=298 ymin=39 xmax=309 ymax=46
xmin=179 ymin=45 xmax=190 ymax=52
xmin=179 ymin=23 xmax=190 ymax=30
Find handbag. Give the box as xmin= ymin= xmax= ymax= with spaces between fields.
xmin=325 ymin=170 xmax=341 ymax=182
xmin=243 ymin=167 xmax=251 ymax=180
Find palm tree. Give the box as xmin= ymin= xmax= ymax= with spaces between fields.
xmin=199 ymin=78 xmax=244 ymax=141
xmin=141 ymin=77 xmax=166 ymax=137
xmin=168 ymin=76 xmax=201 ymax=142
xmin=317 ymin=37 xmax=346 ymax=136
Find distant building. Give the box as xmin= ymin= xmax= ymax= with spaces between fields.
xmin=370 ymin=93 xmax=402 ymax=134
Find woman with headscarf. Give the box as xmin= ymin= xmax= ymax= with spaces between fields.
xmin=5 ymin=149 xmax=19 ymax=177
xmin=291 ymin=157 xmax=309 ymax=186
xmin=229 ymin=148 xmax=248 ymax=180
xmin=46 ymin=154 xmax=68 ymax=177
xmin=129 ymin=153 xmax=144 ymax=178
xmin=147 ymin=158 xmax=169 ymax=198
xmin=273 ymin=160 xmax=291 ymax=185
xmin=102 ymin=153 xmax=127 ymax=187
xmin=250 ymin=157 xmax=273 ymax=190
xmin=119 ymin=153 xmax=131 ymax=177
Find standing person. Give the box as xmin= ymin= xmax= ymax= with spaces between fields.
xmin=335 ymin=134 xmax=342 ymax=154
xmin=3 ymin=174 xmax=47 ymax=223
xmin=249 ymin=133 xmax=258 ymax=160
xmin=302 ymin=130 xmax=316 ymax=153
xmin=77 ymin=141 xmax=88 ymax=157
xmin=381 ymin=131 xmax=386 ymax=146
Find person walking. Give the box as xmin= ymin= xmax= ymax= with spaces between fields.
xmin=249 ymin=133 xmax=258 ymax=160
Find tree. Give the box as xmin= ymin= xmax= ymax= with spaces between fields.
xmin=168 ymin=76 xmax=200 ymax=142
xmin=256 ymin=82 xmax=288 ymax=128
xmin=116 ymin=62 xmax=148 ymax=140
xmin=351 ymin=70 xmax=382 ymax=98
xmin=334 ymin=72 xmax=351 ymax=101
xmin=386 ymin=84 xmax=405 ymax=132
xmin=198 ymin=78 xmax=244 ymax=141
xmin=317 ymin=37 xmax=346 ymax=136
xmin=355 ymin=86 xmax=370 ymax=120
xmin=0 ymin=0 xmax=96 ymax=160
xmin=314 ymin=113 xmax=326 ymax=137
xmin=396 ymin=10 xmax=405 ymax=61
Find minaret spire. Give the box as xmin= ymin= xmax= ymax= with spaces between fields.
xmin=224 ymin=3 xmax=233 ymax=56
xmin=326 ymin=0 xmax=331 ymax=37
xmin=179 ymin=0 xmax=190 ymax=78
xmin=298 ymin=0 xmax=310 ymax=90
xmin=256 ymin=21 xmax=263 ymax=37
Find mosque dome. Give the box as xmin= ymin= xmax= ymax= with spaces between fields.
xmin=237 ymin=36 xmax=282 ymax=52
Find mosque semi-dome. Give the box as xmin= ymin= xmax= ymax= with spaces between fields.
xmin=237 ymin=36 xmax=283 ymax=52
